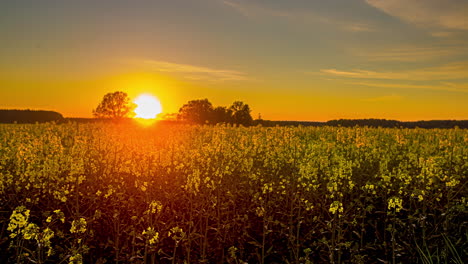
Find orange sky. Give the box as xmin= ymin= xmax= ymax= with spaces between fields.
xmin=1 ymin=0 xmax=467 ymax=121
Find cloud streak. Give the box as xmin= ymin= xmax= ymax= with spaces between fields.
xmin=319 ymin=61 xmax=468 ymax=81
xmin=222 ymin=0 xmax=295 ymax=19
xmin=349 ymin=81 xmax=468 ymax=93
xmin=317 ymin=61 xmax=468 ymax=93
xmin=222 ymin=0 xmax=375 ymax=32
xmin=366 ymin=0 xmax=468 ymax=31
xmin=355 ymin=45 xmax=468 ymax=62
xmin=362 ymin=94 xmax=403 ymax=102
xmin=143 ymin=59 xmax=248 ymax=81
xmin=343 ymin=23 xmax=375 ymax=32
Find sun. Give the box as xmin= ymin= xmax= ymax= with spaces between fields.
xmin=133 ymin=94 xmax=162 ymax=119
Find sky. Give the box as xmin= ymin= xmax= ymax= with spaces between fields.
xmin=1 ymin=0 xmax=468 ymax=121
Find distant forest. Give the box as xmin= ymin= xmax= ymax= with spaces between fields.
xmin=0 ymin=109 xmax=63 ymax=123
xmin=323 ymin=119 xmax=468 ymax=129
xmin=1 ymin=109 xmax=467 ymax=129
xmin=257 ymin=119 xmax=468 ymax=129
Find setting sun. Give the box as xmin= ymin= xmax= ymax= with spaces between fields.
xmin=134 ymin=94 xmax=162 ymax=119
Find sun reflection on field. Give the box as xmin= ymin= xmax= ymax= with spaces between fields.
xmin=134 ymin=117 xmax=158 ymax=126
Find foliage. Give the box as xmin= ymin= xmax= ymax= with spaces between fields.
xmin=229 ymin=101 xmax=253 ymax=126
xmin=212 ymin=106 xmax=232 ymax=124
xmin=0 ymin=110 xmax=63 ymax=124
xmin=177 ymin=99 xmax=253 ymax=126
xmin=0 ymin=123 xmax=467 ymax=263
xmin=92 ymin=91 xmax=135 ymax=119
xmin=177 ymin=99 xmax=214 ymax=124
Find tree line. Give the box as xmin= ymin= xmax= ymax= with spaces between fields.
xmin=89 ymin=91 xmax=468 ymax=128
xmin=0 ymin=110 xmax=63 ymax=123
xmin=92 ymin=92 xmax=253 ymax=126
xmin=324 ymin=119 xmax=468 ymax=129
xmin=257 ymin=119 xmax=468 ymax=129
xmin=1 ymin=91 xmax=467 ymax=128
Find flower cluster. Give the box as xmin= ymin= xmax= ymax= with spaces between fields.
xmin=70 ymin=218 xmax=87 ymax=234
xmin=388 ymin=197 xmax=403 ymax=213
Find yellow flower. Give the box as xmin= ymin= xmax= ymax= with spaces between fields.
xmin=418 ymin=194 xmax=424 ymax=202
xmin=255 ymin=206 xmax=265 ymax=217
xmin=54 ymin=209 xmax=65 ymax=223
xmin=148 ymin=200 xmax=163 ymax=214
xmin=69 ymin=253 xmax=83 ymax=264
xmin=388 ymin=197 xmax=403 ymax=213
xmin=143 ymin=227 xmax=160 ymax=245
xmin=8 ymin=206 xmax=30 ymax=238
xmin=22 ymin=223 xmax=39 ymax=240
xmin=70 ymin=218 xmax=87 ymax=234
xmin=329 ymin=201 xmax=343 ymax=216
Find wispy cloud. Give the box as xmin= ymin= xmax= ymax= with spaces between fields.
xmin=349 ymin=81 xmax=468 ymax=93
xmin=143 ymin=59 xmax=248 ymax=81
xmin=355 ymin=45 xmax=467 ymax=62
xmin=362 ymin=94 xmax=403 ymax=102
xmin=319 ymin=61 xmax=468 ymax=81
xmin=430 ymin=31 xmax=455 ymax=38
xmin=441 ymin=82 xmax=468 ymax=91
xmin=317 ymin=61 xmax=468 ymax=93
xmin=222 ymin=0 xmax=375 ymax=33
xmin=342 ymin=23 xmax=375 ymax=32
xmin=222 ymin=0 xmax=300 ymax=19
xmin=366 ymin=0 xmax=468 ymax=31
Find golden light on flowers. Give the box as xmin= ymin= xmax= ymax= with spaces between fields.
xmin=2 ymin=123 xmax=467 ymax=263
xmin=133 ymin=94 xmax=162 ymax=119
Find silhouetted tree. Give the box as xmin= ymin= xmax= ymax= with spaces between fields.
xmin=93 ymin=91 xmax=135 ymax=119
xmin=212 ymin=106 xmax=233 ymax=124
xmin=229 ymin=101 xmax=253 ymax=126
xmin=177 ymin=99 xmax=214 ymax=124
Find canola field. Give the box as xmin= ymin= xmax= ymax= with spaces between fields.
xmin=0 ymin=123 xmax=466 ymax=263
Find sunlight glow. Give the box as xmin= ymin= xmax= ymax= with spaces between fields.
xmin=134 ymin=94 xmax=162 ymax=119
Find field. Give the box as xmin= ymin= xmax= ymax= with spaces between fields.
xmin=0 ymin=123 xmax=466 ymax=263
